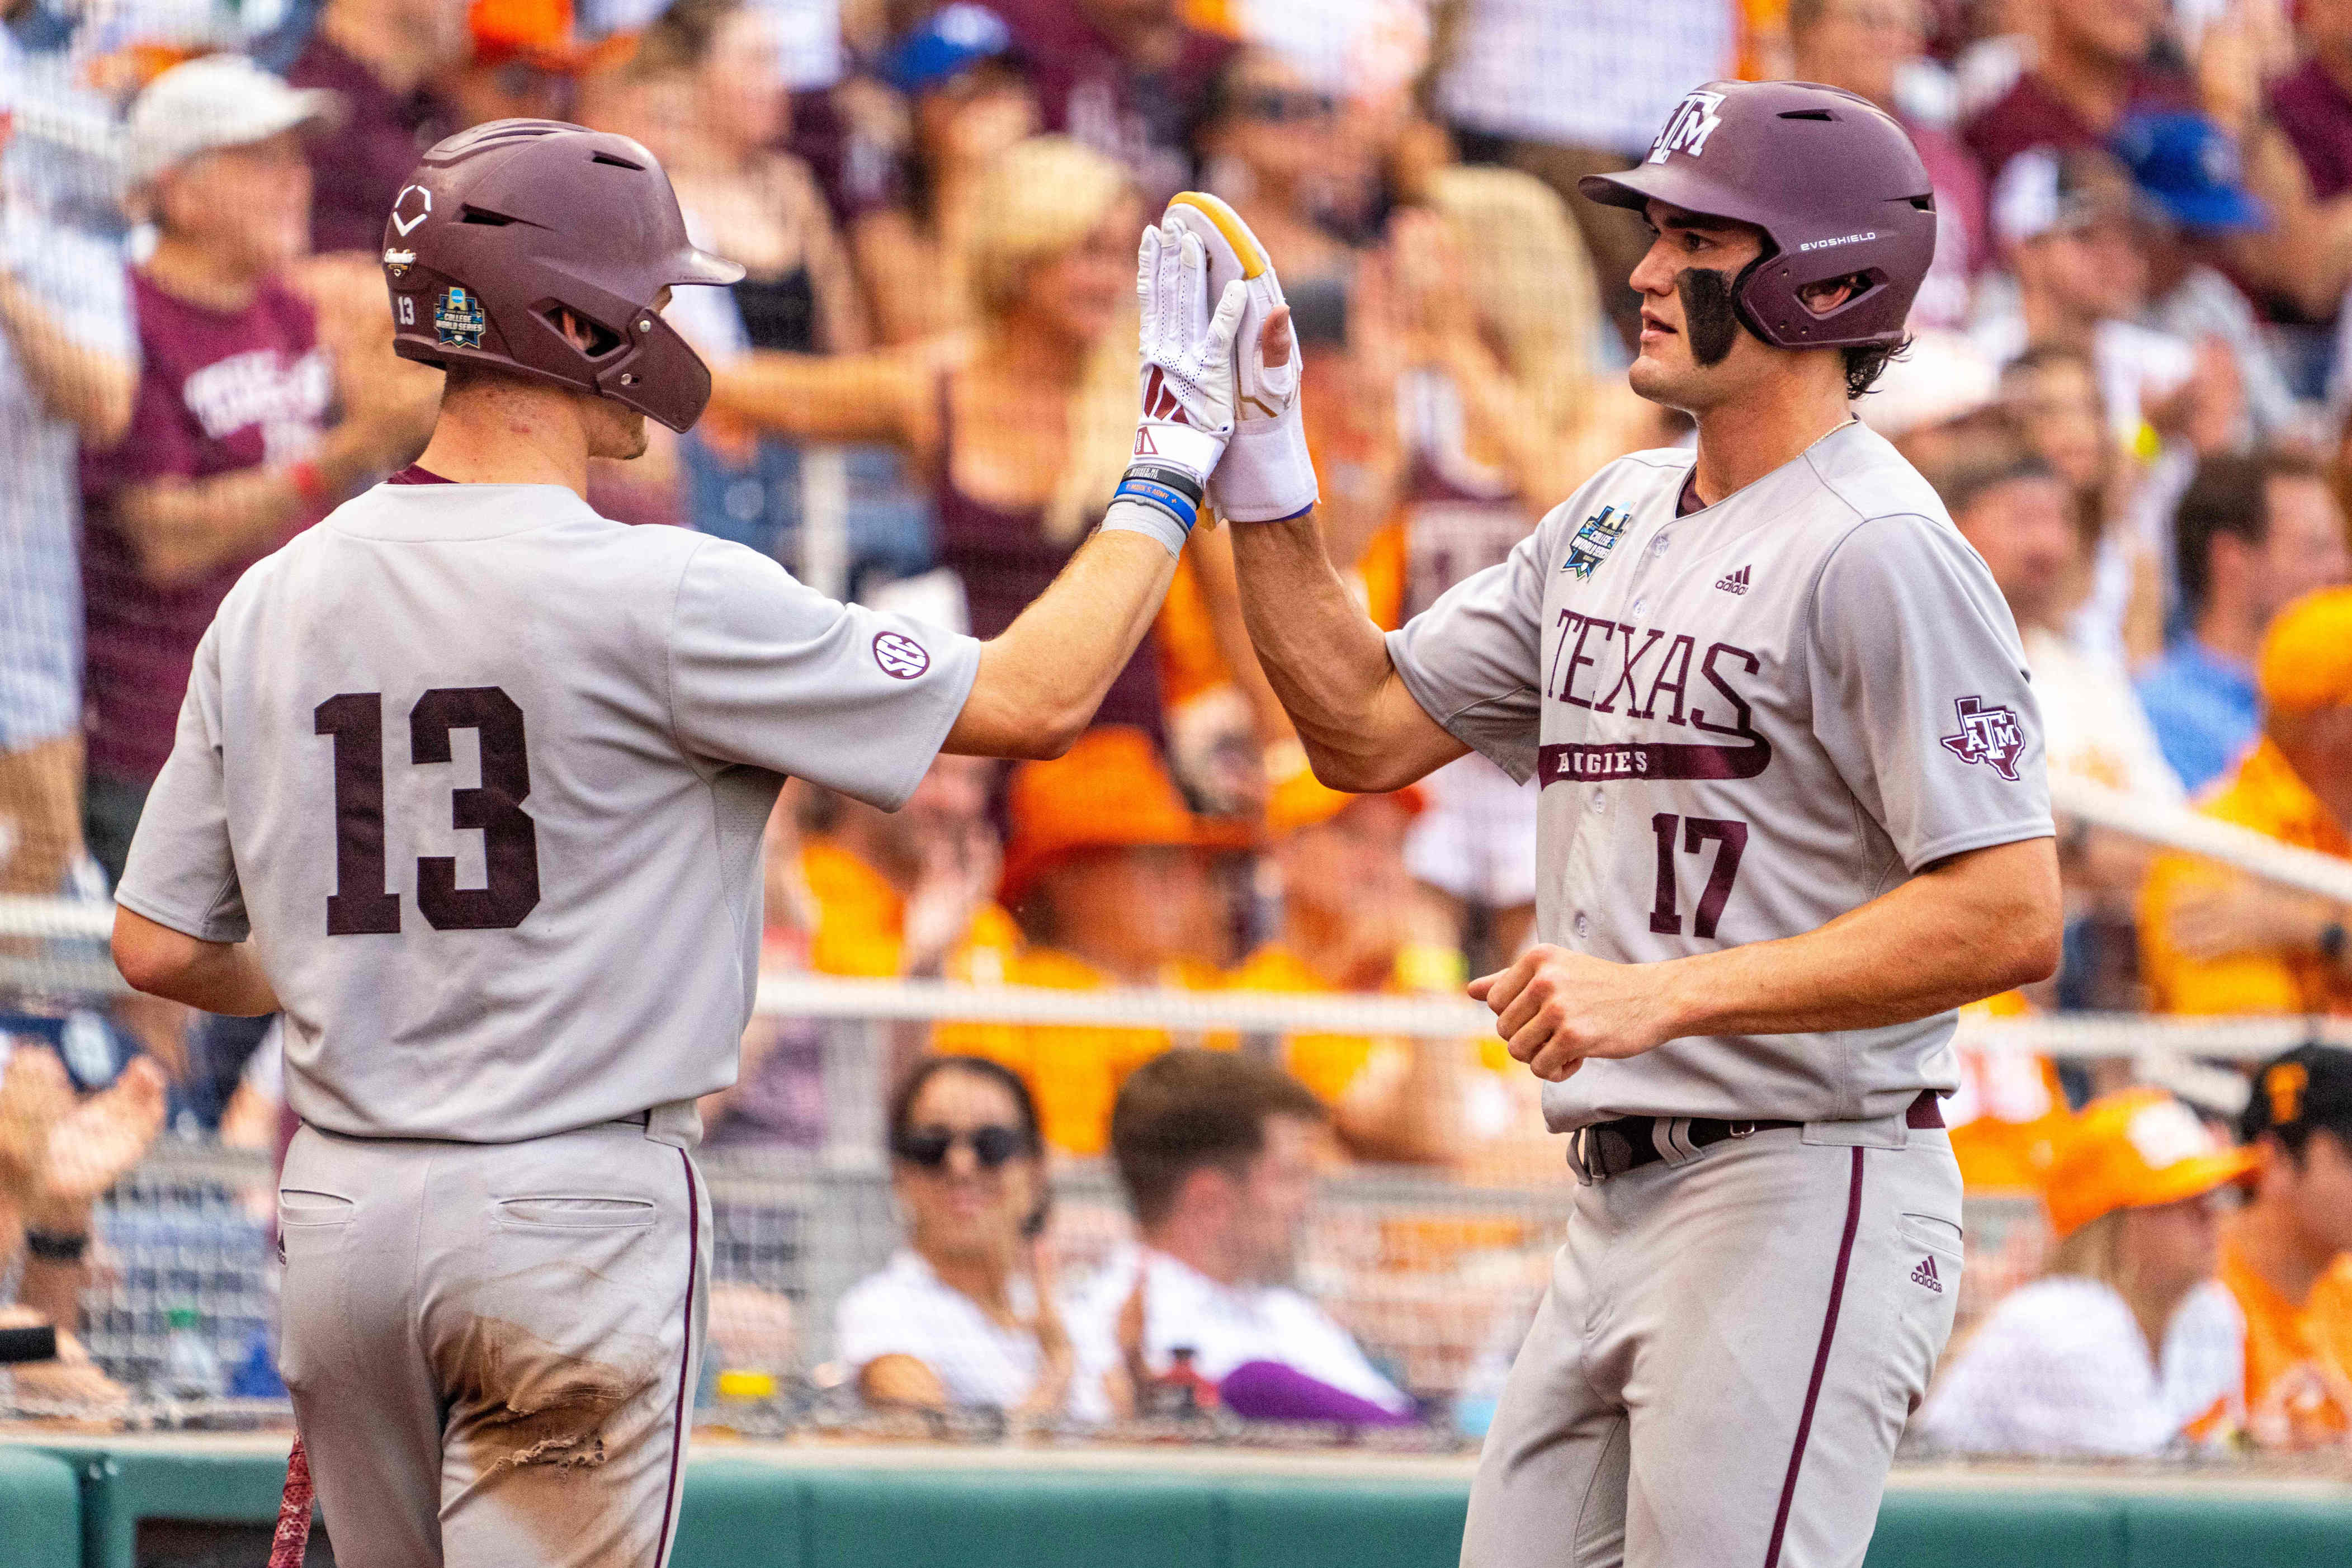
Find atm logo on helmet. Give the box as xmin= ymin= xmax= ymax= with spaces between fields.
xmin=1649 ymin=91 xmax=1727 ymax=164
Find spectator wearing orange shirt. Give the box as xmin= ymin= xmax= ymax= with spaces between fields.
xmin=798 ymin=754 xmax=1017 ymax=983
xmin=2223 ymin=1046 xmax=2352 ymax=1448
xmin=1225 ymin=757 xmax=1485 ymax=1166
xmin=2141 ymin=587 xmax=2352 ymax=1017
xmin=964 ymin=726 xmax=1225 ymax=1156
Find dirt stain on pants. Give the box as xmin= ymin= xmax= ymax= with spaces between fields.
xmin=442 ymin=1313 xmax=665 ymax=1557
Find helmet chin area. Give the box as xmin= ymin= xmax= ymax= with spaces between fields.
xmin=1674 ymin=266 xmax=1744 ymax=368
xmin=592 ymin=313 xmax=714 ymax=433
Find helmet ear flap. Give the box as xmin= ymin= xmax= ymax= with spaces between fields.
xmin=591 ymin=312 xmax=713 ymax=433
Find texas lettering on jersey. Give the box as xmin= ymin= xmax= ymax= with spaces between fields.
xmin=1537 ymin=609 xmax=1772 ymax=785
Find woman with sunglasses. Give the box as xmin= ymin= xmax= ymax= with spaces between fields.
xmin=835 ymin=1055 xmax=1090 ymax=1417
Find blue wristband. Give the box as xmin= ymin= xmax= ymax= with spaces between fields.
xmin=1111 ymin=475 xmax=1199 ymax=534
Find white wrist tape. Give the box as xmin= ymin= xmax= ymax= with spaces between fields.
xmin=1100 ymin=496 xmax=1192 ymax=557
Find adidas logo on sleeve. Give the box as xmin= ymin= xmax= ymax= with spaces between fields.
xmin=1714 ymin=564 xmax=1751 ymax=595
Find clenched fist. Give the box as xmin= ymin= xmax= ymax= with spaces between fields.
xmin=1469 ymin=945 xmax=1682 ymax=1083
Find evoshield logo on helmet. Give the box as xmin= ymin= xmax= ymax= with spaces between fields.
xmin=1649 ymin=90 xmax=1726 ymax=164
xmin=390 ymin=185 xmax=432 ymax=237
xmin=434 ymin=286 xmax=486 ymax=350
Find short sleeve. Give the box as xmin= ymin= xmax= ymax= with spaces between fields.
xmin=115 ymin=622 xmax=248 ymax=941
xmin=1806 ymin=514 xmax=2055 ymax=872
xmin=668 ymin=540 xmax=981 ymax=810
xmin=832 ymin=1271 xmax=924 ymax=1372
xmin=1383 ymin=503 xmax=1562 ymax=783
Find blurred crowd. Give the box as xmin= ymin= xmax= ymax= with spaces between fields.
xmin=5 ymin=0 xmax=2352 ymax=1455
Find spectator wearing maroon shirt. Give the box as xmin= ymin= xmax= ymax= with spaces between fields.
xmin=78 ymin=56 xmax=434 ymax=883
xmin=1961 ymin=0 xmax=2190 ymax=185
xmin=2269 ymin=0 xmax=2352 ymax=204
xmin=986 ymin=0 xmax=1234 ymax=209
xmin=284 ymin=0 xmax=467 ymax=254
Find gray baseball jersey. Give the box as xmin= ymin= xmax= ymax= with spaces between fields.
xmin=117 ymin=479 xmax=978 ymax=1142
xmin=1388 ymin=420 xmax=2052 ymax=1130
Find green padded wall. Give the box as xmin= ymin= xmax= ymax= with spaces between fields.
xmin=1863 ymin=1490 xmax=2125 ymax=1568
xmin=7 ymin=1441 xmax=2352 ymax=1568
xmin=2120 ymin=1493 xmax=2352 ymax=1568
xmin=803 ymin=1471 xmax=1226 ymax=1568
xmin=1221 ymin=1476 xmax=1469 ymax=1568
xmin=0 ymin=1447 xmax=78 ymax=1568
xmin=669 ymin=1457 xmax=807 ymax=1568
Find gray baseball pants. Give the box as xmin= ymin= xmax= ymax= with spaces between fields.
xmin=1461 ymin=1114 xmax=1963 ymax=1568
xmin=277 ymin=1117 xmax=710 ymax=1568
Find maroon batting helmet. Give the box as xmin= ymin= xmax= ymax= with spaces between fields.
xmin=1579 ymin=81 xmax=1935 ymax=352
xmin=383 ymin=119 xmax=744 ymax=432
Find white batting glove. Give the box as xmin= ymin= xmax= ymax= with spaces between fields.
xmin=1104 ymin=215 xmax=1247 ymax=554
xmin=1163 ymin=192 xmax=1317 ymax=523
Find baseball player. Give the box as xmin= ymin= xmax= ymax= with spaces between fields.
xmin=106 ymin=118 xmax=1252 ymax=1567
xmin=1177 ymin=82 xmax=2064 ymax=1566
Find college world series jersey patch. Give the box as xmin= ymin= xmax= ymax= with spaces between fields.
xmin=1939 ymin=695 xmax=2025 ymax=781
xmin=434 ymin=286 xmax=487 ymax=350
xmin=1564 ymin=505 xmax=1631 ymax=579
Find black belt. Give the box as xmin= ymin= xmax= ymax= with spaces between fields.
xmin=1568 ymin=1090 xmax=1944 ymax=1184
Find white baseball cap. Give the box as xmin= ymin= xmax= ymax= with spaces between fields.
xmin=124 ymin=54 xmax=344 ymax=188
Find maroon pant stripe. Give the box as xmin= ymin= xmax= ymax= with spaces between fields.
xmin=1763 ymin=1146 xmax=1865 ymax=1568
xmin=651 ymin=1149 xmax=698 ymax=1566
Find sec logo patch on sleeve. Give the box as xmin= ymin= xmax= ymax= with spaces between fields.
xmin=872 ymin=630 xmax=930 ymax=679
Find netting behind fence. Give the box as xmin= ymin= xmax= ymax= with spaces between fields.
xmin=3 ymin=885 xmax=2339 ymax=1462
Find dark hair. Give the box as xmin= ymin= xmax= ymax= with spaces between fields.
xmin=886 ymin=1054 xmax=1048 ymax=1235
xmin=887 ymin=1054 xmax=1043 ymax=1155
xmin=1841 ymin=337 xmax=1907 ymax=400
xmin=1108 ymin=1048 xmax=1325 ymax=1228
xmin=1919 ymin=427 xmax=2056 ymax=522
xmin=2174 ymin=449 xmax=2327 ymax=616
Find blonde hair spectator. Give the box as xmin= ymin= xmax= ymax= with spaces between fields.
xmin=962 ymin=136 xmax=1140 ymax=543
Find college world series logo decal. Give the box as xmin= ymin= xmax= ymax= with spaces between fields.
xmin=1939 ymin=695 xmax=2025 ymax=781
xmin=1563 ymin=505 xmax=1630 ymax=579
xmin=434 ymin=286 xmax=487 ymax=350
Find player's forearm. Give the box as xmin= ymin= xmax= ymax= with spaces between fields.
xmin=944 ymin=526 xmax=1179 ymax=759
xmin=1655 ymin=836 xmax=2062 ymax=1041
xmin=1186 ymin=526 xmax=1290 ymax=742
xmin=112 ymin=909 xmax=280 ymax=1016
xmin=1227 ymin=512 xmax=1454 ymax=791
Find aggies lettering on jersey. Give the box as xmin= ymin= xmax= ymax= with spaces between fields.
xmin=1386 ymin=422 xmax=2053 ymax=1129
